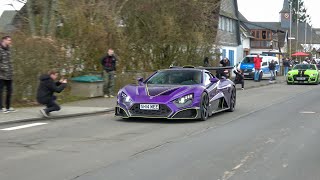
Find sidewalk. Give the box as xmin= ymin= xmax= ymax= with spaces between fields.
xmin=0 ymin=76 xmax=286 ymax=125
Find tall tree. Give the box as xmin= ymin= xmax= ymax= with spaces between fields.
xmin=289 ymin=0 xmax=310 ymax=23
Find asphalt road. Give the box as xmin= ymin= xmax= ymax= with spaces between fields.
xmin=0 ymin=83 xmax=320 ymax=180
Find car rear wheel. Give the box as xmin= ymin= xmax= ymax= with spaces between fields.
xmin=199 ymin=93 xmax=209 ymax=121
xmin=227 ymin=88 xmax=236 ymax=112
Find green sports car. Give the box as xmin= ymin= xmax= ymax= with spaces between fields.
xmin=287 ymin=64 xmax=320 ymax=85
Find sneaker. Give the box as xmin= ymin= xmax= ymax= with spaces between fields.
xmin=40 ymin=109 xmax=49 ymax=118
xmin=3 ymin=109 xmax=9 ymax=114
xmin=109 ymin=95 xmax=114 ymax=98
xmin=7 ymin=107 xmax=16 ymax=112
xmin=241 ymin=88 xmax=244 ymax=90
xmin=104 ymin=95 xmax=109 ymax=98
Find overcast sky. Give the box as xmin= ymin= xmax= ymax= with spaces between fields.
xmin=1 ymin=0 xmax=320 ymax=28
xmin=0 ymin=0 xmax=24 ymax=15
xmin=238 ymin=0 xmax=320 ymax=28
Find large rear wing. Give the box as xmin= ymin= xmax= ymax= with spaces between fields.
xmin=196 ymin=66 xmax=234 ymax=71
xmin=169 ymin=65 xmax=234 ymax=70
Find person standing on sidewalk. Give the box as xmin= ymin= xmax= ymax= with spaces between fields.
xmin=283 ymin=58 xmax=290 ymax=76
xmin=0 ymin=36 xmax=15 ymax=113
xmin=101 ymin=48 xmax=117 ymax=98
xmin=253 ymin=54 xmax=262 ymax=82
xmin=36 ymin=70 xmax=67 ymax=117
xmin=268 ymin=60 xmax=276 ymax=83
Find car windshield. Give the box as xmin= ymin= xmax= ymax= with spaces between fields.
xmin=146 ymin=70 xmax=202 ymax=85
xmin=241 ymin=56 xmax=254 ymax=63
xmin=293 ymin=64 xmax=316 ymax=70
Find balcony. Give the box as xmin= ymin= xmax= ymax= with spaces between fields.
xmin=251 ymin=40 xmax=278 ymax=49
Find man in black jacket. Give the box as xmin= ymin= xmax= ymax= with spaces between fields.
xmin=37 ymin=70 xmax=67 ymax=117
xmin=101 ymin=48 xmax=116 ymax=98
xmin=0 ymin=36 xmax=15 ymax=113
xmin=269 ymin=60 xmax=276 ymax=82
xmin=233 ymin=69 xmax=244 ymax=90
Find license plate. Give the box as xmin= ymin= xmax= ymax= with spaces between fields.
xmin=140 ymin=104 xmax=159 ymax=110
xmin=296 ymin=77 xmax=306 ymax=80
xmin=244 ymin=73 xmax=249 ymax=75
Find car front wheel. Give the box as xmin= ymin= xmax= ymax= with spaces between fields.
xmin=227 ymin=88 xmax=236 ymax=112
xmin=199 ymin=93 xmax=209 ymax=121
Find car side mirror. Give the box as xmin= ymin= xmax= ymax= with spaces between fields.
xmin=210 ymin=77 xmax=219 ymax=83
xmin=137 ymin=77 xmax=144 ymax=85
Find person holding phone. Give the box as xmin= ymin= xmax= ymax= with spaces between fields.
xmin=36 ymin=69 xmax=67 ymax=117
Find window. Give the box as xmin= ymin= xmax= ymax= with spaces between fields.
xmin=218 ymin=17 xmax=222 ymax=30
xmin=262 ymin=62 xmax=268 ymax=66
xmin=262 ymin=31 xmax=267 ymax=39
xmin=204 ymin=73 xmax=212 ymax=86
xmin=251 ymin=30 xmax=272 ymax=40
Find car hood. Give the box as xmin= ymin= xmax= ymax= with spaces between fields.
xmin=289 ymin=69 xmax=318 ymax=75
xmin=120 ymin=84 xmax=202 ymax=103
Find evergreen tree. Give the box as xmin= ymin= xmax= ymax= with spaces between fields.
xmin=289 ymin=0 xmax=310 ymax=23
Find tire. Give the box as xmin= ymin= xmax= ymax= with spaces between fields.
xmin=199 ymin=93 xmax=209 ymax=121
xmin=287 ymin=81 xmax=292 ymax=85
xmin=227 ymin=88 xmax=236 ymax=112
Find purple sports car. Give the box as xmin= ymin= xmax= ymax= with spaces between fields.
xmin=115 ymin=66 xmax=236 ymax=121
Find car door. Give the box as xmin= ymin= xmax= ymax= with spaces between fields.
xmin=204 ymin=72 xmax=219 ymax=112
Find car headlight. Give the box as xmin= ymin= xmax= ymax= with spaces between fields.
xmin=310 ymin=74 xmax=316 ymax=76
xmin=121 ymin=92 xmax=132 ymax=103
xmin=175 ymin=94 xmax=193 ymax=104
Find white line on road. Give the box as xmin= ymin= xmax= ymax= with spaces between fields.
xmin=299 ymin=111 xmax=316 ymax=114
xmin=0 ymin=123 xmax=48 ymax=131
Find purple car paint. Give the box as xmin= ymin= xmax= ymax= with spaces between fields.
xmin=115 ymin=67 xmax=236 ymax=120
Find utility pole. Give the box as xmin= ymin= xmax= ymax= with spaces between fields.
xmin=289 ymin=1 xmax=292 ymax=57
xmin=296 ymin=0 xmax=299 ymax=53
xmin=304 ymin=22 xmax=307 ymax=52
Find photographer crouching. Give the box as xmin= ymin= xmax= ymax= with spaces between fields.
xmin=233 ymin=68 xmax=244 ymax=90
xmin=36 ymin=70 xmax=67 ymax=117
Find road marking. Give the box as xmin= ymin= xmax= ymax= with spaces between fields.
xmin=299 ymin=111 xmax=316 ymax=114
xmin=0 ymin=123 xmax=48 ymax=131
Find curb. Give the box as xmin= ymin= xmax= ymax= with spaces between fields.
xmin=0 ymin=79 xmax=286 ymax=126
xmin=0 ymin=108 xmax=114 ymax=126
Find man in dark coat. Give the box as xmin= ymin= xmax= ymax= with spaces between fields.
xmin=37 ymin=70 xmax=67 ymax=117
xmin=233 ymin=69 xmax=244 ymax=90
xmin=101 ymin=48 xmax=117 ymax=98
xmin=268 ymin=60 xmax=276 ymax=82
xmin=0 ymin=36 xmax=14 ymax=113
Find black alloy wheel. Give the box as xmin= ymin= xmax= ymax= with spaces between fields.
xmin=199 ymin=93 xmax=209 ymax=121
xmin=228 ymin=88 xmax=236 ymax=112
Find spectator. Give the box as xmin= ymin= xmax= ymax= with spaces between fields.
xmin=283 ymin=58 xmax=290 ymax=76
xmin=253 ymin=54 xmax=262 ymax=82
xmin=0 ymin=36 xmax=15 ymax=113
xmin=233 ymin=69 xmax=244 ymax=90
xmin=269 ymin=60 xmax=276 ymax=82
xmin=101 ymin=48 xmax=117 ymax=98
xmin=36 ymin=69 xmax=67 ymax=117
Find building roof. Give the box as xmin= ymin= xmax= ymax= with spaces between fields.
xmin=279 ymin=0 xmax=290 ymax=13
xmin=244 ymin=22 xmax=284 ymax=32
xmin=0 ymin=10 xmax=17 ymax=33
xmin=290 ymin=22 xmax=320 ymax=44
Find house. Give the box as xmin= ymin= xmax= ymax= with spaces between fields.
xmin=0 ymin=10 xmax=17 ymax=34
xmin=215 ymin=0 xmax=241 ymax=66
xmin=238 ymin=0 xmax=320 ymax=58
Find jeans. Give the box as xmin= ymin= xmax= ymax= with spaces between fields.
xmin=284 ymin=67 xmax=289 ymax=76
xmin=234 ymin=80 xmax=244 ymax=88
xmin=38 ymin=96 xmax=61 ymax=113
xmin=269 ymin=70 xmax=275 ymax=81
xmin=103 ymin=71 xmax=115 ymax=96
xmin=254 ymin=69 xmax=260 ymax=81
xmin=0 ymin=79 xmax=13 ymax=109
